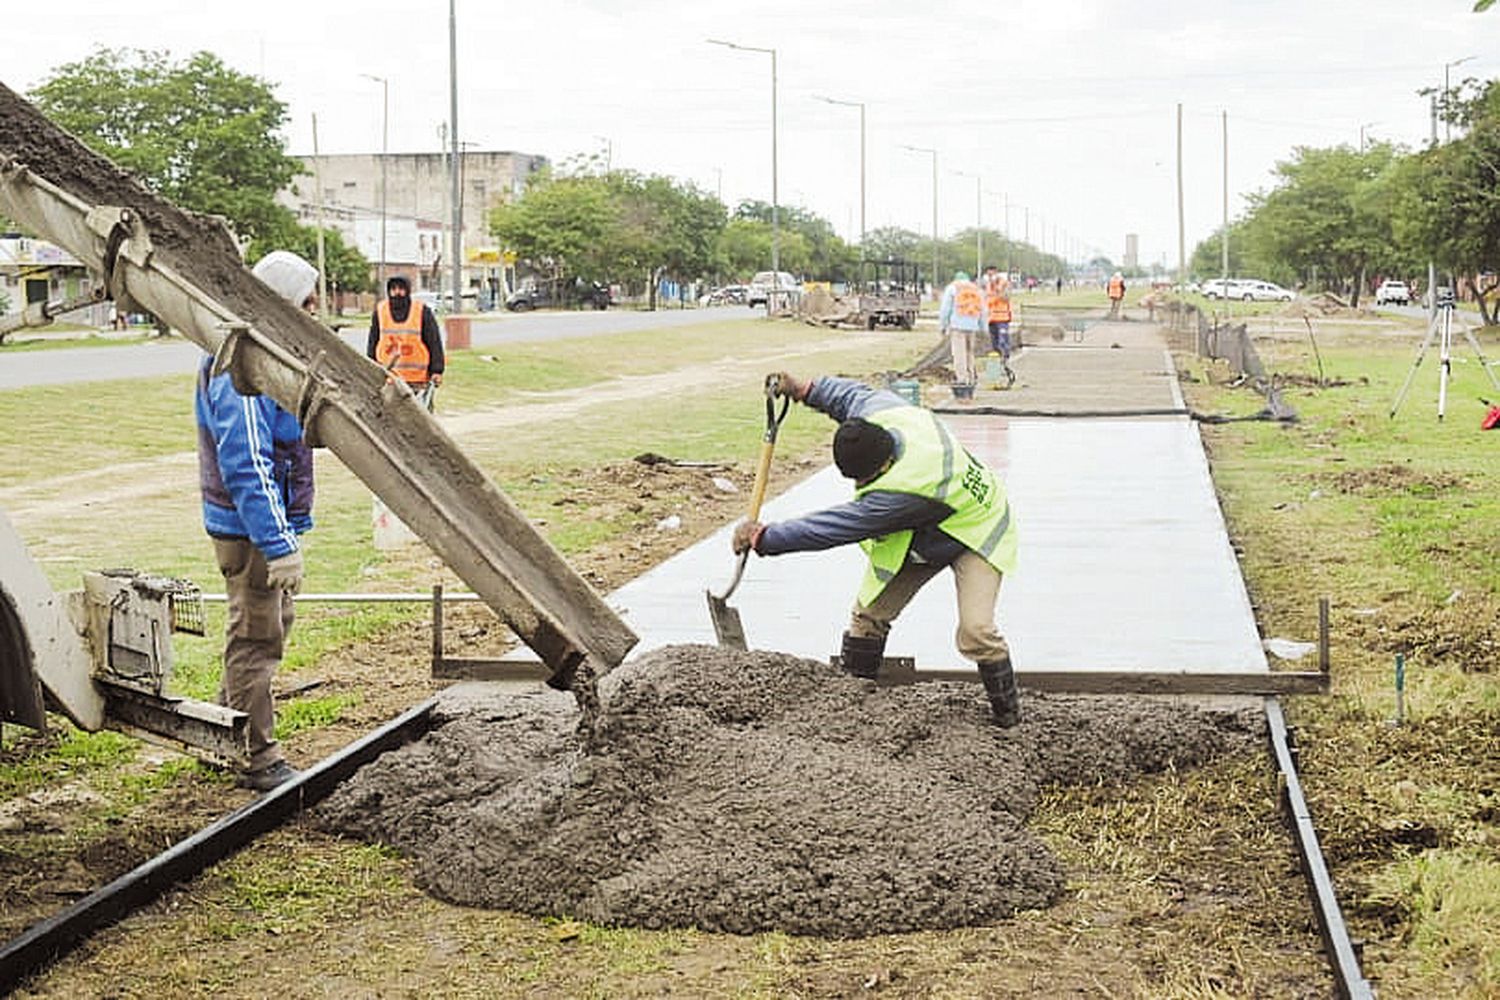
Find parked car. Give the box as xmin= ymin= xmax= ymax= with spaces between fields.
xmin=506 ymin=279 xmax=611 ymax=312
xmin=1238 ymin=280 xmax=1294 ymax=302
xmin=1375 ymin=280 xmax=1411 ymax=306
xmin=1204 ymin=278 xmax=1292 ymax=302
xmin=699 ymin=284 xmax=749 ymax=307
xmin=747 ymin=271 xmax=802 ymax=308
xmin=1200 ymin=278 xmax=1244 ymax=299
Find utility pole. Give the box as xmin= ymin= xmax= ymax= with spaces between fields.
xmin=312 ymin=113 xmax=328 ymax=322
xmin=1222 ymin=110 xmax=1229 ymax=285
xmin=449 ymin=0 xmax=462 ymax=314
xmin=953 ymin=170 xmax=981 ymax=273
xmin=1176 ymin=103 xmax=1186 ymax=303
xmin=1444 ymin=55 xmax=1476 ymax=143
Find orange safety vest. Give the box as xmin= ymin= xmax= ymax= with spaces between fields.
xmin=1107 ymin=276 xmax=1125 ymax=299
xmin=375 ymin=299 xmax=431 ymax=385
xmin=954 ymin=281 xmax=985 ymax=319
xmin=986 ymin=287 xmax=1012 ymax=323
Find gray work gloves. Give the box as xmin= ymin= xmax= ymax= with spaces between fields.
xmin=265 ymin=550 xmax=304 ymax=593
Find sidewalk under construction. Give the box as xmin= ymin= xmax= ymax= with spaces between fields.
xmin=513 ymin=319 xmax=1271 ymax=680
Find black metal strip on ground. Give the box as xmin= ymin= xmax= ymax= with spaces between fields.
xmin=1265 ymin=697 xmax=1374 ymax=1000
xmin=0 ymin=696 xmax=438 ymax=995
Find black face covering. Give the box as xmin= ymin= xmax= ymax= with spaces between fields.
xmin=387 ymin=279 xmax=412 ymax=322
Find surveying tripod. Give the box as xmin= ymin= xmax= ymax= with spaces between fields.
xmin=1389 ymin=291 xmax=1500 ymax=420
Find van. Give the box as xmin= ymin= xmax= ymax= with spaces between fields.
xmin=748 ymin=271 xmax=802 ymax=308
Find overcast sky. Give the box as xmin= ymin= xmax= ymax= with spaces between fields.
xmin=8 ymin=1 xmax=1499 ymax=270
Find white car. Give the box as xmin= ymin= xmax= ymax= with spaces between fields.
xmin=1238 ymin=280 xmax=1294 ymax=302
xmin=1201 ymin=278 xmax=1245 ymax=299
xmin=747 ymin=271 xmax=802 ymax=308
xmin=1375 ymin=280 xmax=1411 ymax=306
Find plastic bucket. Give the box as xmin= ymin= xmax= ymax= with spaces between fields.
xmin=889 ymin=379 xmax=922 ymax=406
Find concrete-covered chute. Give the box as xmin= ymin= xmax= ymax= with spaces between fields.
xmin=0 ymin=82 xmax=635 ymax=726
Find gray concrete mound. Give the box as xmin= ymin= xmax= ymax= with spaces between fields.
xmin=315 ymin=645 xmax=1263 ymax=937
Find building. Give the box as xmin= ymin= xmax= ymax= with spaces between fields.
xmin=1124 ymin=233 xmax=1139 ymax=270
xmin=277 ymin=149 xmax=548 ymax=302
xmin=0 ymin=236 xmax=112 ymax=328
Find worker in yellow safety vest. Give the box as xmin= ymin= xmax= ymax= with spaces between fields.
xmin=981 ymin=265 xmax=1013 ymax=359
xmin=732 ymin=373 xmax=1021 ymax=726
xmin=368 ymin=276 xmax=445 ymax=408
xmin=1107 ymin=271 xmax=1126 ymax=319
xmin=938 ymin=270 xmax=988 ymax=398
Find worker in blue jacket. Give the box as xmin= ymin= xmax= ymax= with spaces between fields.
xmin=195 ymin=250 xmax=318 ymax=791
xmin=732 ymin=374 xmax=1022 ymax=726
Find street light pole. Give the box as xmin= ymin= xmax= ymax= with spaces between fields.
xmin=448 ymin=0 xmax=462 ymax=314
xmin=1358 ymin=121 xmax=1380 ymax=153
xmin=361 ymin=74 xmax=389 ymax=293
xmin=901 ymin=144 xmax=938 ymax=294
xmin=814 ymin=95 xmax=865 ymax=246
xmin=708 ymin=39 xmax=779 ymax=311
xmin=1444 ymin=55 xmax=1475 ymax=143
xmin=593 ymin=134 xmax=613 ymax=173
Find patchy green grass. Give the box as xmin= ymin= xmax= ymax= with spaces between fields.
xmin=274 ymin=694 xmax=358 ymax=739
xmin=1180 ymin=322 xmax=1500 ymax=997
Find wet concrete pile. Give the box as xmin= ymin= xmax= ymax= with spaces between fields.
xmin=316 ymin=646 xmax=1263 ymax=937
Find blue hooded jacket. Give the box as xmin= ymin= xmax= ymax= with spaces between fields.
xmin=195 ymin=360 xmax=314 ymax=559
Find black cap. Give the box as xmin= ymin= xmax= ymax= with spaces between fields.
xmin=833 ymin=418 xmax=895 ymax=481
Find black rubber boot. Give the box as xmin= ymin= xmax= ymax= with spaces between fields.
xmin=839 ymin=632 xmax=885 ymax=681
xmin=977 ymin=657 xmax=1021 ymax=728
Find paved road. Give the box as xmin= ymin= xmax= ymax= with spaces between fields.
xmin=0 ymin=306 xmax=761 ymax=390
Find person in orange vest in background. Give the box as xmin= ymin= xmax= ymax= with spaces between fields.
xmin=938 ymin=270 xmax=988 ymax=399
xmin=981 ymin=265 xmax=1014 ymax=361
xmin=1107 ymin=271 xmax=1126 ymax=320
xmin=368 ymin=275 xmax=445 ymax=409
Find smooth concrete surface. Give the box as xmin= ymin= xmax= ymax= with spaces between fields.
xmin=598 ymin=413 xmax=1265 ymax=674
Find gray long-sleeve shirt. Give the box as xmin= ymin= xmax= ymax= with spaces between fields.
xmin=756 ymin=377 xmax=966 ymax=567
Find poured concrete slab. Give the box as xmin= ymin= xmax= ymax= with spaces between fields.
xmin=602 ymin=413 xmax=1265 ymax=674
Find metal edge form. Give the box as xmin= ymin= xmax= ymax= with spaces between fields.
xmin=0 ymin=696 xmax=438 ymax=994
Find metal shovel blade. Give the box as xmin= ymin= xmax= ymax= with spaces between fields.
xmin=706 ymin=589 xmax=748 ymax=650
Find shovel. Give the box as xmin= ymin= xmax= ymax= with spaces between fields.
xmin=707 ymin=374 xmax=791 ymax=648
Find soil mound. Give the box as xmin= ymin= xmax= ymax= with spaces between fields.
xmin=316 ymin=645 xmax=1262 ymax=937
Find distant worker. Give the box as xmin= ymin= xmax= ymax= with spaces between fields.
xmin=938 ymin=270 xmax=988 ymax=399
xmin=981 ymin=265 xmax=1014 ymax=361
xmin=1107 ymin=271 xmax=1126 ymax=319
xmin=368 ymin=275 xmax=445 ymax=410
xmin=732 ymin=374 xmax=1022 ymax=727
xmin=196 ymin=251 xmax=319 ymax=792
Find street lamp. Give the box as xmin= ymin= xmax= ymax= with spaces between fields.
xmin=813 ymin=94 xmax=865 ymax=247
xmin=1443 ymin=55 xmax=1475 ymax=143
xmin=1359 ymin=121 xmax=1380 ymax=153
xmin=708 ymin=39 xmax=778 ymax=312
xmin=900 ymin=144 xmax=938 ymax=296
xmin=360 ymin=73 xmax=389 ymax=293
xmin=952 ymin=170 xmax=981 ymax=274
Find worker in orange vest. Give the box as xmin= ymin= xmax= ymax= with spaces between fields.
xmin=368 ymin=275 xmax=445 ymax=409
xmin=938 ymin=270 xmax=988 ymax=398
xmin=981 ymin=265 xmax=1013 ymax=360
xmin=1107 ymin=271 xmax=1126 ymax=319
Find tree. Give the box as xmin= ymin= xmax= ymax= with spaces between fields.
xmin=1392 ymin=79 xmax=1500 ymax=323
xmin=733 ymin=201 xmax=856 ymax=279
xmin=1189 ymin=222 xmax=1253 ymax=282
xmin=1239 ymin=143 xmax=1402 ymax=305
xmin=30 ymin=48 xmax=302 ymax=243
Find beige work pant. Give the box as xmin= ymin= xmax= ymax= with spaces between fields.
xmin=848 ymin=551 xmax=1010 ymax=662
xmin=213 ymin=537 xmax=294 ymax=772
xmin=949 ymin=327 xmax=977 ymax=384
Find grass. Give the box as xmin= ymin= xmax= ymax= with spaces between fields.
xmin=1178 ymin=319 xmax=1500 ymax=996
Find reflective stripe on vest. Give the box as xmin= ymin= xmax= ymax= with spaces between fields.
xmin=376 ymin=299 xmax=431 ymax=384
xmin=852 ymin=405 xmax=1017 ymax=605
xmin=954 ymin=281 xmax=984 ymax=319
